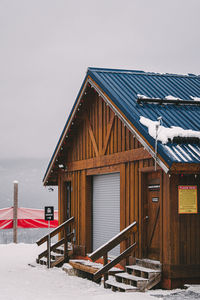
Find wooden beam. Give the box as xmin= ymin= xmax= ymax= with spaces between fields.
xmin=170 ymin=163 xmax=200 ymax=173
xmin=86 ymin=115 xmax=99 ymax=157
xmin=139 ymin=166 xmax=161 ymax=173
xmin=86 ymin=165 xmax=120 ymax=176
xmin=67 ymin=148 xmax=151 ymax=172
xmin=101 ymin=113 xmax=115 ymax=155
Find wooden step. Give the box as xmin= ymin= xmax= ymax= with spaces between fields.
xmin=126 ymin=264 xmax=160 ymax=279
xmin=36 ymin=257 xmax=47 ymax=265
xmin=145 ymin=273 xmax=161 ymax=291
xmin=36 ymin=255 xmax=65 ymax=267
xmin=51 ymin=256 xmax=65 ymax=268
xmin=115 ymin=272 xmax=148 ymax=290
xmin=50 ymin=253 xmax=64 ymax=261
xmin=136 ymin=258 xmax=161 ymax=271
xmin=53 ymin=247 xmax=64 ymax=255
xmin=53 ymin=243 xmax=73 ymax=255
xmin=69 ymin=259 xmax=124 ymax=275
xmin=105 ymin=278 xmax=139 ymax=292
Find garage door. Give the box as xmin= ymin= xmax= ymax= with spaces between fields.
xmin=93 ymin=173 xmax=120 ymax=256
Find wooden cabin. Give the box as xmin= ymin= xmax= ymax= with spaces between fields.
xmin=43 ymin=68 xmax=200 ymax=289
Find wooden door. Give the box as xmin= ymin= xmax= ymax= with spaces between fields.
xmin=144 ymin=171 xmax=160 ymax=260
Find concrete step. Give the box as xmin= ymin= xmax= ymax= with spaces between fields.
xmin=105 ymin=278 xmax=139 ymax=292
xmin=136 ymin=258 xmax=161 ymax=271
xmin=126 ymin=264 xmax=160 ymax=279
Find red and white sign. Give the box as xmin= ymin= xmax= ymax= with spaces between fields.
xmin=0 ymin=207 xmax=58 ymax=229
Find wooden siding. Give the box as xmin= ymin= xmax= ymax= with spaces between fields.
xmin=58 ymin=90 xmax=155 ymax=255
xmin=57 ymin=87 xmax=200 ymax=283
xmin=167 ymin=174 xmax=200 ymax=279
xmin=66 ymin=91 xmax=142 ymax=163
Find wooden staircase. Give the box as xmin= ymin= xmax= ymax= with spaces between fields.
xmin=105 ymin=258 xmax=161 ymax=292
xmin=36 ymin=244 xmax=73 ymax=267
xmin=36 ymin=217 xmax=75 ymax=268
xmin=87 ymin=221 xmax=162 ymax=292
xmin=35 ymin=219 xmax=162 ymax=292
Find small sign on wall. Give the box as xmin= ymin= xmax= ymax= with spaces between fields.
xmin=152 ymin=197 xmax=159 ymax=202
xmin=178 ymin=185 xmax=198 ymax=214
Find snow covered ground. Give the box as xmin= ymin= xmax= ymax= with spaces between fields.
xmin=0 ymin=243 xmax=200 ymax=300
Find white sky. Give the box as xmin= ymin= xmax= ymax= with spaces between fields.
xmin=1 ymin=0 xmax=200 ymax=159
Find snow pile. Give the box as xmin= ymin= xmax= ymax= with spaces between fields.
xmin=0 ymin=243 xmax=200 ymax=300
xmin=0 ymin=243 xmax=153 ymax=300
xmin=137 ymin=94 xmax=149 ymax=99
xmin=139 ymin=116 xmax=200 ymax=144
xmin=137 ymin=94 xmax=200 ymax=102
xmin=190 ymin=96 xmax=200 ymax=102
xmin=165 ymin=95 xmax=181 ymax=100
xmin=137 ymin=94 xmax=183 ymax=101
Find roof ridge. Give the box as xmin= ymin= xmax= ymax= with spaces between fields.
xmin=88 ymin=67 xmax=200 ymax=78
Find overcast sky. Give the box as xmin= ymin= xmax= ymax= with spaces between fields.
xmin=1 ymin=0 xmax=200 ymax=160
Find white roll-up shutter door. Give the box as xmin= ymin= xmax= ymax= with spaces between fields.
xmin=93 ymin=172 xmax=120 ymax=256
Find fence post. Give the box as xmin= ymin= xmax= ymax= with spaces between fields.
xmin=13 ymin=181 xmax=18 ymax=243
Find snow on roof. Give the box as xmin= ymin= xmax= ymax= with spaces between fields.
xmin=137 ymin=94 xmax=149 ymax=99
xmin=139 ymin=116 xmax=200 ymax=144
xmin=165 ymin=95 xmax=181 ymax=100
xmin=190 ymin=96 xmax=200 ymax=102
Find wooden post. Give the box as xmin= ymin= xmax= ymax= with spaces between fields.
xmin=47 ymin=234 xmax=51 ymax=268
xmin=13 ymin=181 xmax=18 ymax=243
xmin=63 ymin=226 xmax=68 ymax=262
xmin=103 ymin=253 xmax=108 ymax=287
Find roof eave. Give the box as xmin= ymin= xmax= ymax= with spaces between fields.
xmin=43 ymin=73 xmax=90 ymax=186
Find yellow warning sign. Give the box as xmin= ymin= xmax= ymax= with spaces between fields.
xmin=178 ymin=185 xmax=198 ymax=214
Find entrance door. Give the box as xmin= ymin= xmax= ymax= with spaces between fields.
xmin=144 ymin=171 xmax=160 ymax=260
xmin=92 ymin=173 xmax=120 ymax=256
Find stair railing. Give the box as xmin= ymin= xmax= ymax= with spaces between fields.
xmin=36 ymin=216 xmax=75 ymax=268
xmin=88 ymin=221 xmax=137 ymax=285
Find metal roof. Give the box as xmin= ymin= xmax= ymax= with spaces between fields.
xmin=44 ymin=67 xmax=200 ymax=184
xmin=87 ymin=67 xmax=200 ymax=167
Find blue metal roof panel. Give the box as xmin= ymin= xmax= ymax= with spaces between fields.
xmin=88 ymin=67 xmax=200 ymax=167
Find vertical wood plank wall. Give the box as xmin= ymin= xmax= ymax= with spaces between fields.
xmin=57 ymin=90 xmax=155 ymax=255
xmin=169 ymin=174 xmax=200 ymax=280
